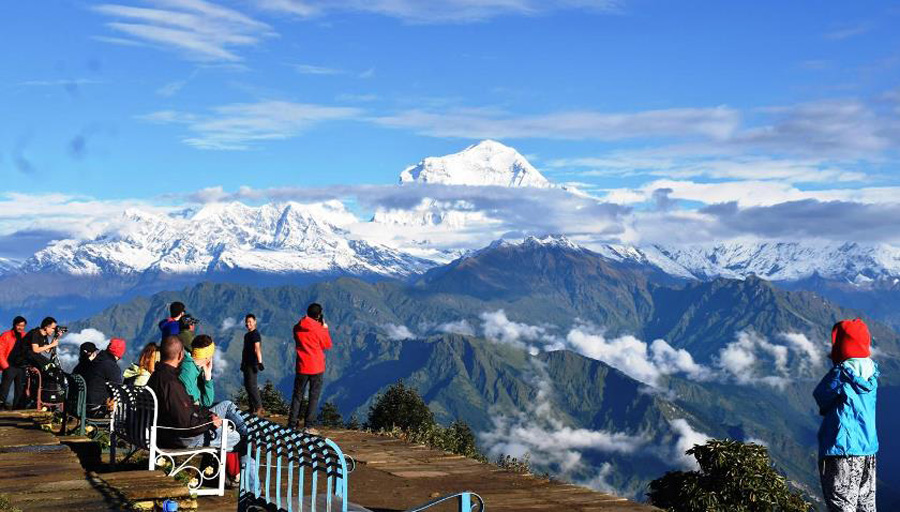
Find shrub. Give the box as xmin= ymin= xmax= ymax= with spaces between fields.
xmin=647 ymin=439 xmax=812 ymax=512
xmin=367 ymin=380 xmax=435 ymax=432
xmin=494 ymin=453 xmax=532 ymax=474
xmin=344 ymin=414 xmax=361 ymax=430
xmin=261 ymin=381 xmax=289 ymax=415
xmin=405 ymin=420 xmax=484 ymax=461
xmin=319 ymin=401 xmax=344 ymax=428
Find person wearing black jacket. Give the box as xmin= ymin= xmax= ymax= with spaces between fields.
xmin=240 ymin=314 xmax=264 ymax=415
xmin=82 ymin=338 xmax=125 ymax=417
xmin=148 ymin=336 xmax=259 ymax=491
xmin=20 ymin=317 xmax=61 ymax=371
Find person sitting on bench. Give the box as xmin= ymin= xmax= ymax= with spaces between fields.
xmin=83 ymin=338 xmax=125 ymax=417
xmin=149 ymin=336 xmax=258 ymax=491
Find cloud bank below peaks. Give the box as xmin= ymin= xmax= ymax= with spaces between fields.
xmin=471 ymin=311 xmax=827 ymax=390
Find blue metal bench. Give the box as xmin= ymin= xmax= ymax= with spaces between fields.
xmin=61 ymin=373 xmax=112 ymax=436
xmin=237 ymin=413 xmax=485 ymax=512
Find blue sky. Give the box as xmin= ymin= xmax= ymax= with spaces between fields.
xmin=1 ymin=0 xmax=900 ymax=253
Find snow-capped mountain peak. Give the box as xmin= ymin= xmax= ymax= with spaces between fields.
xmin=398 ymin=140 xmax=551 ymax=188
xmin=21 ymin=201 xmax=433 ymax=279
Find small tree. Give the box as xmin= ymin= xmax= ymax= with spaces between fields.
xmin=344 ymin=414 xmax=361 ymax=430
xmin=319 ymin=401 xmax=344 ymax=428
xmin=367 ymin=380 xmax=435 ymax=432
xmin=260 ymin=381 xmax=289 ymax=415
xmin=648 ymin=439 xmax=812 ymax=512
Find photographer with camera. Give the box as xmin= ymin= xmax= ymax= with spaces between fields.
xmin=178 ymin=315 xmax=199 ymax=350
xmin=287 ymin=303 xmax=332 ymax=435
xmin=23 ymin=317 xmax=63 ymax=370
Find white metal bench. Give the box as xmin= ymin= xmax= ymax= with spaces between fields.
xmin=108 ymin=383 xmax=234 ymax=496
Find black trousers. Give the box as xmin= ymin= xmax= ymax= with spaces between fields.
xmin=0 ymin=367 xmax=26 ymax=409
xmin=287 ymin=373 xmax=323 ymax=428
xmin=242 ymin=366 xmax=262 ymax=412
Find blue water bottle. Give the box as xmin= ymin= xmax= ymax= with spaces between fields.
xmin=161 ymin=499 xmax=178 ymax=512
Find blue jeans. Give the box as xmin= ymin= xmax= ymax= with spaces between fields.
xmin=181 ymin=400 xmax=258 ymax=493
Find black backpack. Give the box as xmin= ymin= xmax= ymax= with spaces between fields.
xmin=41 ymin=364 xmax=66 ymax=404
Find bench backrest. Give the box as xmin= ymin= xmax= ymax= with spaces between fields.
xmin=108 ymin=383 xmax=157 ymax=450
xmin=238 ymin=413 xmax=350 ymax=512
xmin=63 ymin=373 xmax=87 ymax=435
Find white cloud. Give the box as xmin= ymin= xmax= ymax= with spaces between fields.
xmin=480 ymin=310 xmax=561 ymax=349
xmin=294 ymin=64 xmax=344 ymax=75
xmin=92 ymin=0 xmax=275 ymax=62
xmin=376 ymin=106 xmax=740 ymax=141
xmin=714 ymin=330 xmax=826 ymax=388
xmin=213 ymin=347 xmax=229 ymax=377
xmin=479 ymin=361 xmax=648 ymax=492
xmin=564 ymin=324 xmax=711 ymax=386
xmin=381 ymin=323 xmax=415 ymax=340
xmin=140 ymin=100 xmax=362 ymax=150
xmin=436 ymin=319 xmax=476 ymax=337
xmin=58 ymin=328 xmax=109 ymax=372
xmin=779 ymin=332 xmax=825 ymax=373
xmin=220 ymin=317 xmax=237 ymax=331
xmin=668 ymin=418 xmax=712 ymax=470
xmin=257 ymin=0 xmax=620 ymax=23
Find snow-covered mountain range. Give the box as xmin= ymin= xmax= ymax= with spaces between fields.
xmin=3 ymin=139 xmax=900 ymax=293
xmin=19 ymin=201 xmax=432 ymax=279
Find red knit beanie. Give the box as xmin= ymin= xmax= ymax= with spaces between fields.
xmin=108 ymin=338 xmax=127 ymax=359
xmin=831 ymin=319 xmax=870 ymax=365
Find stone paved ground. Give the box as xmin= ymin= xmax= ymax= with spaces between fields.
xmin=202 ymin=422 xmax=659 ymax=512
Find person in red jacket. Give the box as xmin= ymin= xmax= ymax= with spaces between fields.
xmin=0 ymin=316 xmax=27 ymax=409
xmin=287 ymin=303 xmax=332 ymax=434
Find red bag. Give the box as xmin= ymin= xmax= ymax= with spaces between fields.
xmin=831 ymin=318 xmax=871 ymax=364
xmin=226 ymin=451 xmax=240 ymax=479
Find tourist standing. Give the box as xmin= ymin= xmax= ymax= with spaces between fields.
xmin=0 ymin=316 xmax=27 ymax=409
xmin=240 ymin=314 xmax=264 ymax=415
xmin=814 ymin=318 xmax=879 ymax=512
xmin=287 ymin=303 xmax=331 ymax=435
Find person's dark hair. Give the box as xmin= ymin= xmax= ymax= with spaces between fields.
xmin=169 ymin=302 xmax=186 ymax=318
xmin=307 ymin=303 xmax=323 ymax=321
xmin=40 ymin=317 xmax=57 ymax=329
xmin=192 ymin=334 xmax=213 ymax=349
xmin=245 ymin=313 xmax=256 ymax=321
xmin=78 ymin=342 xmax=98 ymax=364
xmin=12 ymin=316 xmax=26 ymax=328
xmin=160 ymin=336 xmax=183 ymax=363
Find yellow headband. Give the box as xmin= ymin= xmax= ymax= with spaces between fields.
xmin=191 ymin=343 xmax=215 ymax=360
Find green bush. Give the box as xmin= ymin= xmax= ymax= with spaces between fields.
xmin=233 ymin=380 xmax=290 ymax=415
xmin=494 ymin=453 xmax=532 ymax=474
xmin=0 ymin=493 xmax=21 ymax=512
xmin=367 ymin=380 xmax=435 ymax=432
xmin=648 ymin=439 xmax=812 ymax=512
xmin=344 ymin=414 xmax=361 ymax=430
xmin=260 ymin=381 xmax=289 ymax=415
xmin=405 ymin=420 xmax=484 ymax=461
xmin=319 ymin=401 xmax=344 ymax=428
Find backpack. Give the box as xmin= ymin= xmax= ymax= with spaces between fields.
xmin=41 ymin=365 xmax=66 ymax=404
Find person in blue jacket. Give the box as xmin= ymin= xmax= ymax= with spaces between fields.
xmin=158 ymin=302 xmax=185 ymax=341
xmin=813 ymin=318 xmax=879 ymax=512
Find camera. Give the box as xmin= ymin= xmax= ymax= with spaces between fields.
xmin=55 ymin=326 xmax=68 ymax=336
xmin=180 ymin=315 xmax=200 ymax=328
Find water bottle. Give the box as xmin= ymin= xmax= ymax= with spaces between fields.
xmin=161 ymin=499 xmax=178 ymax=512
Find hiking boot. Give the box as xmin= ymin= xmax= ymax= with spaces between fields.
xmin=304 ymin=427 xmax=321 ymax=436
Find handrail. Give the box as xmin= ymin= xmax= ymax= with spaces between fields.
xmin=404 ymin=492 xmax=485 ymax=512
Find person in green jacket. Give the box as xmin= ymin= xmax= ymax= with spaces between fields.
xmin=179 ymin=334 xmax=215 ymax=407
